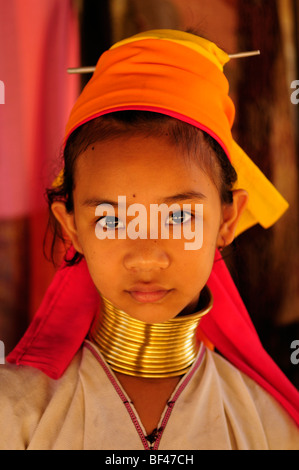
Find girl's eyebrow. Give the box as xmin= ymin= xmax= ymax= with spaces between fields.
xmin=161 ymin=191 xmax=207 ymax=204
xmin=81 ymin=191 xmax=207 ymax=208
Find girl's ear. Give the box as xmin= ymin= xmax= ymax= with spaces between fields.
xmin=51 ymin=202 xmax=84 ymax=254
xmin=217 ymin=189 xmax=248 ymax=249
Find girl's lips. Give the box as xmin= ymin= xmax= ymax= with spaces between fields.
xmin=128 ymin=290 xmax=171 ymax=303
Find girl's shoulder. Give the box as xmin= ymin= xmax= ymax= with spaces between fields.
xmin=0 ymin=352 xmax=83 ymax=450
xmin=0 ymin=361 xmax=51 ymax=409
xmin=0 ymin=348 xmax=82 ymax=388
xmin=206 ymin=347 xmax=293 ymax=407
xmin=204 ymin=349 xmax=299 ymax=447
xmin=0 ymin=362 xmax=53 ymax=449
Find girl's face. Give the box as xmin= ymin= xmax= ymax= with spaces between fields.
xmin=53 ymin=134 xmax=247 ymax=324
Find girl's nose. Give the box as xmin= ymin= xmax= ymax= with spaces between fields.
xmin=123 ymin=239 xmax=170 ymax=272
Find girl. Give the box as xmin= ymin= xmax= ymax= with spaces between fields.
xmin=1 ymin=29 xmax=299 ymax=450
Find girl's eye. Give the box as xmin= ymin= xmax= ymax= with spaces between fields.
xmin=166 ymin=210 xmax=193 ymax=225
xmin=97 ymin=216 xmax=125 ymax=230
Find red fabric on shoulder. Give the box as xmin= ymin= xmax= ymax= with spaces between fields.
xmin=203 ymin=252 xmax=299 ymax=426
xmin=7 ymin=253 xmax=99 ymax=378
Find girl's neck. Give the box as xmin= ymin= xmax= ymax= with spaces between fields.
xmin=88 ymin=287 xmax=213 ymax=379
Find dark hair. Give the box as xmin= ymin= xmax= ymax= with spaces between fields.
xmin=45 ymin=111 xmax=237 ymax=266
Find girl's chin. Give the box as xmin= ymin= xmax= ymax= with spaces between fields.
xmin=122 ymin=297 xmax=189 ymax=324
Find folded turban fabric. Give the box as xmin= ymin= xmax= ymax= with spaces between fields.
xmin=7 ymin=30 xmax=299 ymax=425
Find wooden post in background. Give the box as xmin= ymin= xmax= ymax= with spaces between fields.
xmin=232 ymin=0 xmax=299 ymax=387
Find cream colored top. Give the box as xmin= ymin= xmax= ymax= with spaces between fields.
xmin=0 ymin=340 xmax=298 ymax=450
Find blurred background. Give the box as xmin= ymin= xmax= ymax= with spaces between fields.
xmin=0 ymin=0 xmax=298 ymax=387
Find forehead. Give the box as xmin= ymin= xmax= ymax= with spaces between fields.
xmin=73 ymin=134 xmax=218 ymax=202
